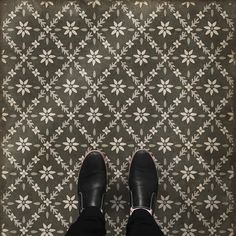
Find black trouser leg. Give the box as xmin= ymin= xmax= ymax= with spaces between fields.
xmin=126 ymin=209 xmax=164 ymax=236
xmin=65 ymin=206 xmax=106 ymax=236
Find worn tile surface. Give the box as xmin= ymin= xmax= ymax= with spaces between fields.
xmin=1 ymin=0 xmax=236 ymax=235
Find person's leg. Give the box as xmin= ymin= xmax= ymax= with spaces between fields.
xmin=126 ymin=209 xmax=164 ymax=236
xmin=65 ymin=206 xmax=106 ymax=236
xmin=65 ymin=150 xmax=107 ymax=236
xmin=126 ymin=149 xmax=165 ymax=236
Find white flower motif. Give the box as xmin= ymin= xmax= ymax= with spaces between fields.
xmin=180 ymin=223 xmax=197 ymax=236
xmin=63 ymin=195 xmax=78 ymax=211
xmin=56 ymin=69 xmax=64 ymax=77
xmin=86 ymin=49 xmax=103 ymax=66
xmin=196 ymin=184 xmax=205 ymax=192
xmin=220 ymin=40 xmax=228 ymax=48
xmin=1 ymin=166 xmax=8 ymax=179
xmin=133 ymin=50 xmax=150 ymax=66
xmin=220 ymin=11 xmax=228 ymax=19
xmin=157 ymin=195 xmax=173 ymax=211
xmin=181 ymin=50 xmax=197 ymax=66
xmin=39 ymin=223 xmax=55 ymax=236
xmin=63 ymin=137 xmax=79 ymax=153
xmin=20 ymin=227 xmax=28 ymax=235
xmin=227 ymin=110 xmax=233 ymax=121
xmin=134 ymin=1 xmax=148 ymax=8
xmin=1 ymin=50 xmax=8 ymax=63
xmin=185 ymin=25 xmax=193 ymax=34
xmin=173 ymin=11 xmax=181 ymax=19
xmin=39 ymin=165 xmax=56 ymax=182
xmin=197 ymin=69 xmax=205 ymax=77
xmin=157 ymin=137 xmax=173 ymax=153
xmin=204 ymin=21 xmax=220 ymax=38
xmin=40 ymin=1 xmax=54 ymax=8
xmin=196 ymin=11 xmax=205 ymax=19
xmin=15 ymin=79 xmax=32 ymax=95
xmin=20 ymin=54 xmax=28 ymax=62
xmin=133 ymin=107 xmax=150 ymax=124
xmin=8 ymin=69 xmax=16 ymax=77
xmin=204 ymin=137 xmax=220 ymax=153
xmin=228 ymin=50 xmax=236 ymax=64
xmin=150 ymin=11 xmax=157 ymax=19
xmin=86 ymin=107 xmax=103 ymax=124
xmin=110 ymin=195 xmax=126 ymax=211
xmin=39 ymin=50 xmax=56 ymax=66
xmin=16 ymin=195 xmax=32 ymax=211
xmin=16 ymin=137 xmax=32 ymax=153
xmin=110 ymin=137 xmax=126 ymax=153
xmin=63 ymin=21 xmax=79 ymax=38
xmin=157 ymin=21 xmax=173 ymax=37
xmin=157 ymin=79 xmax=173 ymax=95
xmin=204 ymin=195 xmax=220 ymax=211
xmin=16 ymin=21 xmax=32 ymax=37
xmin=43 ymin=25 xmax=52 ymax=34
xmin=110 ymin=21 xmax=126 ymax=38
xmin=180 ymin=107 xmax=197 ymax=124
xmin=39 ymin=107 xmax=56 ymax=124
xmin=63 ymin=79 xmax=80 ymax=95
xmin=204 ymin=79 xmax=220 ymax=95
xmin=110 ymin=79 xmax=126 ymax=95
xmin=114 ymin=169 xmax=122 ymax=178
xmin=182 ymin=2 xmax=196 ymax=8
xmin=180 ymin=165 xmax=197 ymax=182
xmin=87 ymin=0 xmax=101 ymax=8
xmin=161 ymin=54 xmax=169 ymax=62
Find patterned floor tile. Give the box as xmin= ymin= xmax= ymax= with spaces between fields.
xmin=1 ymin=0 xmax=235 ymax=235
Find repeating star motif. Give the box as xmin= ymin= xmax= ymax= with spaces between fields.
xmin=1 ymin=1 xmax=235 ymax=235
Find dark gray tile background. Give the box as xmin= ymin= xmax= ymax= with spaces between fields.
xmin=1 ymin=0 xmax=236 ymax=235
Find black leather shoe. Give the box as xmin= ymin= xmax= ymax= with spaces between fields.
xmin=78 ymin=150 xmax=107 ymax=213
xmin=128 ymin=149 xmax=158 ymax=215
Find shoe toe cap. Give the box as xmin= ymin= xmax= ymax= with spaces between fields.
xmin=132 ymin=149 xmax=155 ymax=169
xmin=81 ymin=150 xmax=106 ymax=172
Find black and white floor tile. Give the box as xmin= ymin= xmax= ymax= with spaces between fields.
xmin=1 ymin=0 xmax=236 ymax=235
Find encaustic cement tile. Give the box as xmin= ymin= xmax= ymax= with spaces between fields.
xmin=1 ymin=0 xmax=235 ymax=235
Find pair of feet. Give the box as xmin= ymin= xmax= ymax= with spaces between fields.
xmin=78 ymin=149 xmax=158 ymax=215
